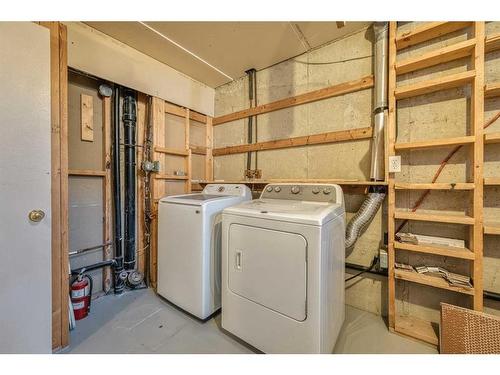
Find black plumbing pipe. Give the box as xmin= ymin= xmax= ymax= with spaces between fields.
xmin=113 ymin=86 xmax=125 ymax=294
xmin=123 ymin=90 xmax=137 ymax=271
xmin=71 ymin=259 xmax=117 ymax=276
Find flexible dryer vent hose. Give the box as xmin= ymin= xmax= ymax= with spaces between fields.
xmin=345 ymin=192 xmax=386 ymax=249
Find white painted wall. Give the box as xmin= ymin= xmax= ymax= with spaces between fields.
xmin=65 ymin=22 xmax=215 ymax=116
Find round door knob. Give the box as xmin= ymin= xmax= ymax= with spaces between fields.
xmin=28 ymin=209 xmax=45 ymax=222
xmin=266 ymin=186 xmax=273 ymax=192
xmin=274 ymin=186 xmax=281 ymax=192
xmin=312 ymin=187 xmax=320 ymax=194
xmin=291 ymin=186 xmax=300 ymax=194
xmin=323 ymin=188 xmax=332 ymax=195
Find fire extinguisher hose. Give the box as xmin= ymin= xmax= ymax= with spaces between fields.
xmin=83 ymin=274 xmax=93 ymax=313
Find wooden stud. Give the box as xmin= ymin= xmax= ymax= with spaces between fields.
xmin=387 ymin=21 xmax=398 ymax=331
xmin=205 ymin=117 xmax=214 ymax=181
xmin=471 ymin=22 xmax=485 ymax=311
xmin=484 ymin=177 xmax=500 ymax=186
xmin=485 ymin=32 xmax=500 ymax=53
xmin=484 ymin=223 xmax=500 ymax=235
xmin=394 ymin=269 xmax=474 ymax=295
xmin=155 ymin=175 xmax=189 ymax=180
xmin=394 ymin=211 xmax=475 ymax=225
xmin=394 ymin=182 xmax=475 ymax=190
xmin=213 ymin=126 xmax=373 ymax=156
xmin=154 ymin=147 xmax=189 ymax=156
xmin=395 ymin=22 xmax=471 ymax=50
xmin=189 ymin=145 xmax=208 ymax=155
xmin=394 ymin=70 xmax=475 ymax=100
xmin=213 ymin=75 xmax=374 ymax=126
xmin=484 ymin=132 xmax=500 ymax=144
xmin=395 ymin=38 xmax=476 ymax=75
xmin=185 ymin=109 xmax=191 ymax=193
xmin=394 ymin=241 xmax=475 ymax=260
xmin=394 ymin=135 xmax=475 ymax=151
xmin=102 ymin=96 xmax=112 ymax=293
xmin=80 ymin=94 xmax=94 ymax=141
xmin=485 ymin=82 xmax=500 ymax=98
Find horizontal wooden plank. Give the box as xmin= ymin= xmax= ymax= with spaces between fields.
xmin=484 ymin=177 xmax=500 ymax=186
xmin=484 ymin=223 xmax=500 ymax=235
xmin=189 ymin=110 xmax=207 ymax=124
xmin=164 ymin=101 xmax=208 ymax=123
xmin=394 ymin=315 xmax=439 ymax=346
xmin=154 ymin=147 xmax=189 ymax=156
xmin=395 ymin=39 xmax=476 ymax=75
xmin=395 ymin=70 xmax=475 ymax=100
xmin=394 ymin=182 xmax=474 ymax=190
xmin=484 ymin=132 xmax=500 ymax=144
xmin=394 ymin=211 xmax=475 ymax=225
xmin=155 ymin=175 xmax=188 ymax=180
xmin=68 ymin=169 xmax=106 ymax=177
xmin=394 ymin=136 xmax=475 ymax=150
xmin=395 ymin=269 xmax=474 ymax=295
xmin=190 ymin=145 xmax=207 ymax=155
xmin=394 ymin=241 xmax=475 ymax=260
xmin=194 ymin=179 xmax=388 ymax=186
xmin=213 ymin=126 xmax=373 ymax=156
xmin=396 ymin=22 xmax=471 ymax=50
xmin=213 ymin=75 xmax=374 ymax=126
xmin=485 ymin=32 xmax=500 ymax=53
xmin=485 ymin=81 xmax=500 ymax=98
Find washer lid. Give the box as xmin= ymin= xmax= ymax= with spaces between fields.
xmin=160 ymin=194 xmax=236 ymax=206
xmin=223 ymin=198 xmax=345 ymax=225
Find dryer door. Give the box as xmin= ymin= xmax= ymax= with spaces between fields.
xmin=228 ymin=224 xmax=307 ymax=321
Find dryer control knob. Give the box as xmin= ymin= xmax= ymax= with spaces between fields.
xmin=274 ymin=186 xmax=281 ymax=192
xmin=312 ymin=187 xmax=320 ymax=194
xmin=266 ymin=186 xmax=273 ymax=192
xmin=323 ymin=188 xmax=332 ymax=195
xmin=291 ymin=186 xmax=300 ymax=194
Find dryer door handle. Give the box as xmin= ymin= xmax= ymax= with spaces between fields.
xmin=235 ymin=251 xmax=242 ymax=270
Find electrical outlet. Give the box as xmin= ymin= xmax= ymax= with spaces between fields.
xmin=388 ymin=155 xmax=401 ymax=173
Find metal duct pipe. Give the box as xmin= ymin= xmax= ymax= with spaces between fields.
xmin=370 ymin=22 xmax=389 ymax=181
xmin=123 ymin=89 xmax=137 ymax=271
xmin=113 ymin=86 xmax=125 ymax=294
xmin=345 ymin=22 xmax=388 ymax=250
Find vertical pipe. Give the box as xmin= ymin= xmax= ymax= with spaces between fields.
xmin=245 ymin=69 xmax=256 ymax=172
xmin=113 ymin=86 xmax=124 ymax=294
xmin=123 ymin=90 xmax=137 ymax=271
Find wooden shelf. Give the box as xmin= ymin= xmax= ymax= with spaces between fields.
xmin=395 ymin=182 xmax=474 ymax=190
xmin=395 ymin=70 xmax=475 ymax=100
xmin=395 ymin=39 xmax=476 ymax=75
xmin=486 ymin=32 xmax=500 ymax=53
xmin=394 ymin=241 xmax=475 ymax=260
xmin=484 ymin=132 xmax=500 ymax=144
xmin=68 ymin=169 xmax=106 ymax=177
xmin=154 ymin=147 xmax=189 ymax=156
xmin=484 ymin=177 xmax=500 ymax=186
xmin=394 ymin=315 xmax=439 ymax=346
xmin=396 ymin=22 xmax=471 ymax=50
xmin=394 ymin=136 xmax=475 ymax=151
xmin=193 ymin=179 xmax=388 ymax=186
xmin=485 ymin=82 xmax=500 ymax=98
xmin=155 ymin=175 xmax=188 ymax=180
xmin=484 ymin=223 xmax=500 ymax=235
xmin=394 ymin=211 xmax=475 ymax=225
xmin=395 ymin=269 xmax=474 ymax=295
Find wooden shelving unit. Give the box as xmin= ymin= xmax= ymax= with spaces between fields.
xmin=387 ymin=22 xmax=485 ymax=346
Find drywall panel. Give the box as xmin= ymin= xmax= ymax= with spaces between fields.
xmin=65 ymin=22 xmax=214 ymax=117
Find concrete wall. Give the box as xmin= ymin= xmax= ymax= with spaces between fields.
xmin=65 ymin=22 xmax=215 ymax=117
xmin=213 ymin=22 xmax=500 ymax=320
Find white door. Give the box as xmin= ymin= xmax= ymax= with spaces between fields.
xmin=228 ymin=224 xmax=307 ymax=321
xmin=0 ymin=22 xmax=52 ymax=353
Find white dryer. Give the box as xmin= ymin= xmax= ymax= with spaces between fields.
xmin=221 ymin=183 xmax=345 ymax=353
xmin=158 ymin=184 xmax=252 ymax=320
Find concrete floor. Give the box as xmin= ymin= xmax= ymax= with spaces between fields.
xmin=62 ymin=288 xmax=437 ymax=354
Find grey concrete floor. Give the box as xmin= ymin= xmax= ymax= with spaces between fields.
xmin=62 ymin=288 xmax=437 ymax=354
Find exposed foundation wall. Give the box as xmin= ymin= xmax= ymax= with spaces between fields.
xmin=213 ymin=23 xmax=500 ymax=318
xmin=214 ymin=26 xmax=386 ymax=315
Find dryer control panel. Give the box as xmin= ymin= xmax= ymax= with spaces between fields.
xmin=203 ymin=184 xmax=252 ymax=199
xmin=260 ymin=183 xmax=343 ymax=204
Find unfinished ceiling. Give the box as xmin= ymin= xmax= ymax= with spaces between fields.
xmin=84 ymin=22 xmax=371 ymax=88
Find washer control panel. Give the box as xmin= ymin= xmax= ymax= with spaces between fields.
xmin=203 ymin=184 xmax=252 ymax=198
xmin=260 ymin=184 xmax=341 ymax=203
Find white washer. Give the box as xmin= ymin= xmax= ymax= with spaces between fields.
xmin=221 ymin=183 xmax=345 ymax=353
xmin=158 ymin=184 xmax=252 ymax=320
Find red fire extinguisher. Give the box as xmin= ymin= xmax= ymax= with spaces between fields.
xmin=71 ymin=274 xmax=92 ymax=320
